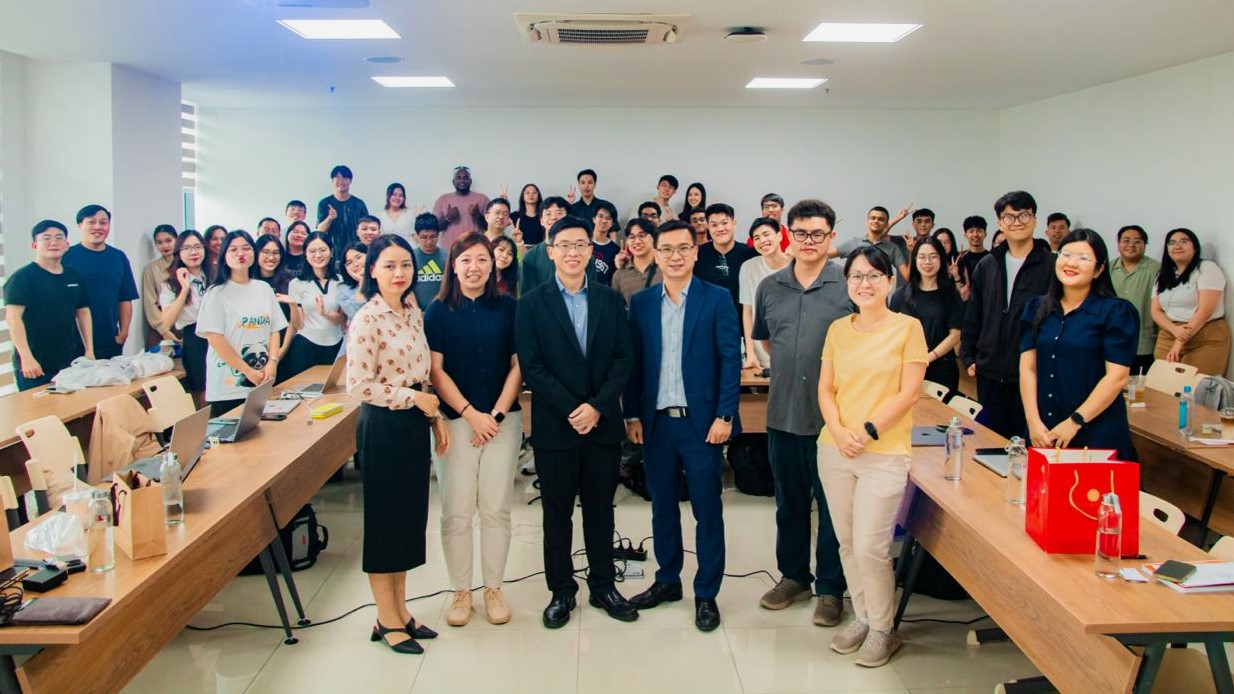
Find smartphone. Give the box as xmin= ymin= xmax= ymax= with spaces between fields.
xmin=1153 ymin=560 xmax=1196 ymax=584
xmin=261 ymin=412 xmax=288 ymax=422
xmin=46 ymin=386 xmax=72 ymax=395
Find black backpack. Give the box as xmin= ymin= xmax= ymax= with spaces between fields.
xmin=239 ymin=504 xmax=330 ymax=575
xmin=727 ymin=434 xmax=775 ymax=497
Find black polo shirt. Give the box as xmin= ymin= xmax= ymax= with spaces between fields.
xmin=423 ymin=294 xmax=521 ymax=419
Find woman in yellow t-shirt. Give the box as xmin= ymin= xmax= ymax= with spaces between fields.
xmin=817 ymin=246 xmax=927 ymax=668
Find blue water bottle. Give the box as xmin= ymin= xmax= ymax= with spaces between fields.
xmin=1179 ymin=385 xmax=1194 ymax=437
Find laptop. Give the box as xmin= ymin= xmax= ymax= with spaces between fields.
xmin=207 ymin=380 xmax=273 ymax=443
xmin=124 ymin=406 xmax=212 ymax=482
xmin=284 ymin=356 xmax=346 ymax=397
xmin=974 ymin=448 xmax=1011 ymax=477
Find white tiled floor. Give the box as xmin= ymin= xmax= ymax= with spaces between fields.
xmin=123 ymin=469 xmax=1042 ymax=694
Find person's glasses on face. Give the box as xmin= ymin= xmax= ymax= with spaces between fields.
xmin=1166 ymin=238 xmax=1192 ymax=249
xmin=1057 ymin=250 xmax=1095 ymax=265
xmin=181 ymin=243 xmax=204 ymax=253
xmin=655 ymin=244 xmax=695 ymax=260
xmin=846 ymin=272 xmax=888 ymax=287
xmin=227 ymin=245 xmax=252 ymax=256
xmin=553 ymin=241 xmax=592 ymax=254
xmin=999 ymin=211 xmax=1035 ymax=226
xmin=1119 ymin=238 xmax=1145 ymax=247
xmin=627 ymin=232 xmax=650 ymax=243
xmin=37 ymin=233 xmax=68 ymax=245
xmin=259 ymin=249 xmax=281 ymax=259
xmin=307 ymin=247 xmax=331 ymax=257
xmin=917 ymin=253 xmax=941 ymax=263
xmin=791 ymin=229 xmax=833 ymax=244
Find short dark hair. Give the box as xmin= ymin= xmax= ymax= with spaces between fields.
xmin=912 ymin=208 xmax=935 ymax=221
xmin=595 ymin=201 xmax=619 ymax=225
xmin=786 ymin=199 xmax=837 ymax=229
xmin=330 ymin=165 xmax=353 ymax=180
xmin=358 ymin=215 xmax=381 ymax=227
xmin=414 ymin=213 xmax=440 ymax=234
xmin=963 ymin=215 xmax=988 ymax=231
xmin=286 ymin=199 xmax=307 ymax=212
xmin=153 ymin=224 xmax=178 ymax=240
xmin=257 ymin=217 xmax=280 ymax=230
xmin=577 ymin=168 xmax=597 ymax=182
xmin=1117 ymin=225 xmax=1148 ymax=243
xmin=543 ymin=196 xmax=570 ymax=213
xmin=658 ymin=174 xmax=679 ymax=190
xmin=1046 ymin=212 xmax=1070 ymax=226
xmin=361 ymin=234 xmax=417 ymax=301
xmin=485 ymin=198 xmax=511 ymax=213
xmin=76 ymin=204 xmax=110 ymax=225
xmin=843 ymin=246 xmax=895 ymax=278
xmin=624 ymin=218 xmax=655 ymax=238
xmin=748 ymin=217 xmax=780 ymax=238
xmin=994 ymin=190 xmax=1038 ymax=216
xmin=868 ymin=206 xmax=890 ymax=218
xmin=652 ymin=220 xmax=692 ymax=244
xmin=638 ymin=201 xmax=661 ymax=216
xmin=32 ymin=219 xmax=68 ymax=240
xmin=547 ymin=216 xmax=590 ymax=244
xmin=761 ymin=193 xmax=785 ymax=207
xmin=704 ymin=203 xmax=735 ymax=221
xmin=687 ymin=206 xmax=707 ymax=220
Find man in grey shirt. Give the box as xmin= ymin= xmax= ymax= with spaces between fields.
xmin=831 ymin=206 xmax=910 ymax=286
xmin=751 ymin=199 xmax=851 ymax=629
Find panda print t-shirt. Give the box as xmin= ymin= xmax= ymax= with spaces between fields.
xmin=196 ymin=279 xmax=289 ymax=403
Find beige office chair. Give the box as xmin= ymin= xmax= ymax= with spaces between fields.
xmin=143 ymin=374 xmax=195 ymax=431
xmin=1145 ymin=361 xmax=1199 ymax=398
xmin=922 ymin=380 xmax=948 ymax=401
xmin=1139 ymin=491 xmax=1186 ymax=535
xmin=16 ymin=416 xmax=87 ymax=514
xmin=1209 ymin=536 xmax=1234 ymax=560
xmin=947 ymin=395 xmax=983 ymax=419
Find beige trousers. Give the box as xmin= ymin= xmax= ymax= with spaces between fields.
xmin=817 ymin=444 xmax=911 ymax=632
xmin=439 ymin=412 xmax=523 ymax=590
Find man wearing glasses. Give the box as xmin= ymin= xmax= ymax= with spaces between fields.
xmin=1110 ymin=225 xmax=1161 ymax=374
xmin=751 ymin=199 xmax=850 ymax=629
xmin=960 ymin=190 xmax=1054 ymax=438
xmin=622 ymin=220 xmax=742 ymax=632
xmin=696 ymin=203 xmax=758 ymax=313
xmin=515 ymin=216 xmax=638 ymax=629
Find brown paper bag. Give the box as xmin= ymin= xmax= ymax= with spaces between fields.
xmin=113 ymin=474 xmax=167 ymax=560
xmin=0 ymin=511 xmax=12 ymax=574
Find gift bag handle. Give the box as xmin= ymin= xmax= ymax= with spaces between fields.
xmin=1068 ymin=469 xmax=1115 ymax=521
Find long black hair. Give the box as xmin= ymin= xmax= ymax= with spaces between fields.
xmin=361 ymin=234 xmax=417 ymax=302
xmin=210 ymin=230 xmax=256 ymax=288
xmin=166 ymin=229 xmax=209 ymax=304
xmin=1032 ymin=228 xmax=1116 ymax=335
xmin=900 ymin=237 xmax=959 ymax=313
xmin=932 ymin=228 xmax=960 ymax=264
xmin=1155 ymin=227 xmax=1203 ymax=294
xmin=302 ymin=231 xmax=335 ymax=281
xmin=516 ymin=183 xmax=542 ymax=220
xmin=492 ymin=235 xmax=520 ymax=297
xmin=250 ymin=234 xmax=290 ymax=292
xmin=680 ymin=182 xmax=707 ymax=217
xmin=340 ymin=242 xmax=368 ymax=289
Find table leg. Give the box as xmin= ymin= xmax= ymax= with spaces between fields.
xmin=1132 ymin=642 xmax=1166 ymax=694
xmin=258 ymin=547 xmax=298 ymax=645
xmin=268 ymin=537 xmax=310 ymax=626
xmin=1205 ymin=637 xmax=1234 ymax=694
xmin=894 ymin=537 xmax=926 ymax=630
xmin=0 ymin=655 xmax=20 ymax=694
xmin=1191 ymin=469 xmax=1227 ymax=547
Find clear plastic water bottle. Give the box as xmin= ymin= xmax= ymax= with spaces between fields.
xmin=1005 ymin=436 xmax=1028 ymax=505
xmin=944 ymin=416 xmax=964 ymax=481
xmin=160 ymin=451 xmax=185 ymax=525
xmin=1095 ymin=492 xmax=1122 ymax=579
xmin=1179 ymin=385 xmax=1195 ymax=438
xmin=87 ymin=489 xmax=115 ymax=572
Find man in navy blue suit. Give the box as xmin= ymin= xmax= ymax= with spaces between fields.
xmin=623 ymin=219 xmax=743 ymax=631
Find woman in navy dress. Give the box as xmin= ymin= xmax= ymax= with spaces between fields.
xmin=1019 ymin=229 xmax=1138 ymax=460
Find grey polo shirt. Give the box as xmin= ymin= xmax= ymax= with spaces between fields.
xmin=835 ymin=234 xmax=908 ymax=287
xmin=752 ymin=260 xmax=852 ymax=436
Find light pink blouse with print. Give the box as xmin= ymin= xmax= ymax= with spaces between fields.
xmin=346 ymin=296 xmax=431 ymax=410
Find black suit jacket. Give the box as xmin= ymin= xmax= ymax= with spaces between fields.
xmin=515 ymin=278 xmax=633 ymax=450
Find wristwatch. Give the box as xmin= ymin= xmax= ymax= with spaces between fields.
xmin=491 ymin=410 xmax=506 ymax=424
xmin=1069 ymin=412 xmax=1086 ymax=427
xmin=864 ymin=421 xmax=880 ymax=441
xmin=717 ymin=415 xmax=733 ymax=423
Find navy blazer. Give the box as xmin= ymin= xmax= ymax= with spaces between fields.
xmin=623 ymin=276 xmax=743 ymax=443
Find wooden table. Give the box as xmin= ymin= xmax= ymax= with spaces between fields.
xmin=904 ymin=397 xmax=1234 ymax=694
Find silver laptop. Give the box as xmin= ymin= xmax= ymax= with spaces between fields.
xmin=208 ymin=380 xmax=273 ymax=443
xmin=125 ymin=406 xmax=212 ymax=481
xmin=974 ymin=448 xmax=1011 ymax=477
xmin=286 ymin=356 xmax=346 ymax=397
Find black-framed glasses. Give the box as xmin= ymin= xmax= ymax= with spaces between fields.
xmin=655 ymin=245 xmax=695 ymax=259
xmin=999 ymin=211 xmax=1035 ymax=225
xmin=790 ymin=229 xmax=833 ymax=243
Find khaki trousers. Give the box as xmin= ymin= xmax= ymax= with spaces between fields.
xmin=1154 ymin=319 xmax=1232 ymax=377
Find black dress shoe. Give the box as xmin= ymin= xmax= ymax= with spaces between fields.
xmin=695 ymin=598 xmax=721 ymax=632
xmin=588 ymin=587 xmax=639 ymax=622
xmin=405 ymin=618 xmax=438 ymax=640
xmin=629 ymin=582 xmax=684 ymax=610
xmin=542 ymin=593 xmax=577 ymax=629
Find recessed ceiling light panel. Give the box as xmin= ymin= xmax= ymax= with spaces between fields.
xmin=746 ymin=77 xmax=827 ymax=89
xmin=278 ymin=19 xmax=400 ymax=40
xmin=803 ymin=22 xmax=921 ymax=43
xmin=372 ymin=76 xmax=455 ymax=88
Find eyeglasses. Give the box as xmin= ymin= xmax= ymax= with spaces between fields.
xmin=1057 ymin=250 xmax=1095 ymax=264
xmin=790 ymin=229 xmax=833 ymax=243
xmin=307 ymin=248 xmax=331 ymax=256
xmin=999 ymin=211 xmax=1035 ymax=225
xmin=655 ymin=245 xmax=695 ymax=259
xmin=627 ymin=233 xmax=650 ymax=242
xmin=180 ymin=244 xmax=205 ymax=253
xmin=226 ymin=246 xmax=252 ymax=256
xmin=846 ymin=272 xmax=888 ymax=286
xmin=1119 ymin=238 xmax=1145 ymax=246
xmin=259 ymin=249 xmax=281 ymax=258
xmin=552 ymin=241 xmax=592 ymax=254
xmin=917 ymin=254 xmax=941 ymax=262
xmin=1166 ymin=238 xmax=1193 ymax=248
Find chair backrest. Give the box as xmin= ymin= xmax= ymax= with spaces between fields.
xmin=1139 ymin=491 xmax=1185 ymax=535
xmin=1145 ymin=360 xmax=1199 ymax=398
xmin=922 ymin=380 xmax=948 ymax=402
xmin=1209 ymin=536 xmax=1234 ymax=561
xmin=947 ymin=395 xmax=983 ymax=419
xmin=16 ymin=416 xmax=86 ymax=511
xmin=143 ymin=375 xmax=195 ymax=431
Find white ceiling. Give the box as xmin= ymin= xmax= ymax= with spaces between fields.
xmin=2 ymin=0 xmax=1233 ymax=110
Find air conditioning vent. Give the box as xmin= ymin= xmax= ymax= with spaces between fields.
xmin=515 ymin=13 xmax=688 ymax=45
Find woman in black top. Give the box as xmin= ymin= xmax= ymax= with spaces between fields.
xmin=251 ymin=234 xmax=297 ymax=378
xmin=511 ymin=183 xmax=544 ymax=246
xmin=932 ymin=228 xmax=969 ymax=301
xmin=492 ymin=236 xmax=520 ymax=298
xmin=204 ymin=225 xmax=227 ymax=271
xmin=283 ymin=220 xmax=310 ymax=280
xmin=890 ymin=237 xmax=964 ymax=399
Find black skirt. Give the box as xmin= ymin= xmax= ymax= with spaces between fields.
xmin=181 ymin=323 xmax=208 ymax=393
xmin=357 ymin=403 xmax=432 ymax=573
xmin=281 ymin=334 xmax=342 ymax=383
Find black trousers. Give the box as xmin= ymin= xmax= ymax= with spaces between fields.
xmin=976 ymin=375 xmax=1026 ymax=440
xmin=536 ymin=441 xmax=621 ymax=595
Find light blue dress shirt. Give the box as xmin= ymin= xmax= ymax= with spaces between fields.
xmin=656 ymin=285 xmax=689 ymax=409
xmin=556 ymin=275 xmax=589 ymax=356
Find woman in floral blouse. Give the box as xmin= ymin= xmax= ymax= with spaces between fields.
xmin=347 ymin=234 xmax=449 ymax=655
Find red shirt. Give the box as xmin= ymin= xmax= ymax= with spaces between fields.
xmin=747 ymin=224 xmax=791 ymax=252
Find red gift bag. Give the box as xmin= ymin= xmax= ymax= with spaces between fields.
xmin=1024 ymin=447 xmax=1140 ymax=554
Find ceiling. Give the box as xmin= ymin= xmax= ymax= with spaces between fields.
xmin=2 ymin=0 xmax=1233 ymax=110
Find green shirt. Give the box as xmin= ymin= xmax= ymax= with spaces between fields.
xmin=1110 ymin=255 xmax=1161 ymax=355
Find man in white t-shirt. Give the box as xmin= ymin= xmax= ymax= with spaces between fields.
xmin=739 ymin=220 xmax=790 ymax=369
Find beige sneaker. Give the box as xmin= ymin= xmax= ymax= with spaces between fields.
xmin=446 ymin=590 xmax=473 ymax=627
xmin=829 ymin=619 xmax=869 ymax=654
xmin=854 ymin=629 xmax=902 ymax=668
xmin=812 ymin=595 xmax=843 ymax=627
xmin=759 ymin=578 xmax=811 ymax=610
xmin=484 ymin=587 xmax=511 ymax=625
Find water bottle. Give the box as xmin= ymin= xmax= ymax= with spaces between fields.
xmin=944 ymin=416 xmax=964 ymax=481
xmin=1005 ymin=436 xmax=1028 ymax=505
xmin=1095 ymin=492 xmax=1122 ymax=579
xmin=86 ymin=489 xmax=115 ymax=573
xmin=1179 ymin=386 xmax=1195 ymax=437
xmin=160 ymin=451 xmax=185 ymax=525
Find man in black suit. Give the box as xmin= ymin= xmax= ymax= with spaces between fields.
xmin=515 ymin=216 xmax=638 ymax=628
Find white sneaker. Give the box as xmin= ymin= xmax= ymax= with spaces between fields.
xmin=830 ymin=619 xmax=869 ymax=655
xmin=854 ymin=629 xmax=901 ymax=668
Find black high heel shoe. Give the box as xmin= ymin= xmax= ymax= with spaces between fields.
xmin=405 ymin=617 xmax=438 ymax=640
xmin=370 ymin=623 xmax=424 ymax=654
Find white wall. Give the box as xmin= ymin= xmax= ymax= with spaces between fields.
xmin=0 ymin=50 xmax=30 ymax=269
xmin=195 ymin=106 xmax=1002 ymax=241
xmin=999 ymin=50 xmax=1234 ymax=377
